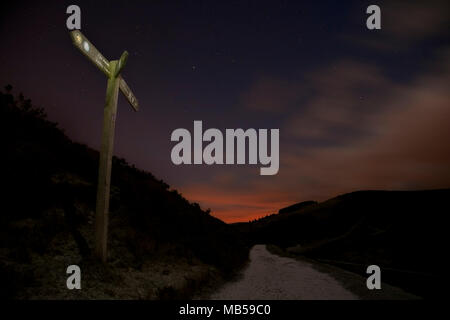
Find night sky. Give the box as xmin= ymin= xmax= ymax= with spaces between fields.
xmin=1 ymin=1 xmax=449 ymax=222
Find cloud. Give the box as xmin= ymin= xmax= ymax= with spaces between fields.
xmin=344 ymin=1 xmax=450 ymax=51
xmin=384 ymin=1 xmax=449 ymax=40
xmin=240 ymin=76 xmax=306 ymax=113
xmin=285 ymin=60 xmax=392 ymax=142
xmin=195 ymin=50 xmax=450 ymax=222
xmin=278 ymin=51 xmax=450 ymax=199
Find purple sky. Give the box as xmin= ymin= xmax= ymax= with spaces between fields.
xmin=1 ymin=1 xmax=449 ymax=222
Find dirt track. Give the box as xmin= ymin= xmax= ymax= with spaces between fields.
xmin=211 ymin=245 xmax=358 ymax=300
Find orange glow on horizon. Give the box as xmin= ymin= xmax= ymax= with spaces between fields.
xmin=180 ymin=185 xmax=293 ymax=223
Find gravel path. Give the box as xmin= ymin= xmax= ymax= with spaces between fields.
xmin=211 ymin=245 xmax=358 ymax=300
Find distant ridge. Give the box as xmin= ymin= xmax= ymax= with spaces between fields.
xmin=278 ymin=200 xmax=318 ymax=214
xmin=235 ymin=188 xmax=450 ymax=298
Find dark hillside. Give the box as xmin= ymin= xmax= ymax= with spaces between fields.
xmin=0 ymin=86 xmax=248 ymax=299
xmin=278 ymin=201 xmax=318 ymax=214
xmin=236 ymin=189 xmax=450 ymax=298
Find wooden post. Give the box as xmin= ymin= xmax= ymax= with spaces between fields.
xmin=95 ymin=61 xmax=119 ymax=262
xmin=70 ymin=31 xmax=139 ymax=262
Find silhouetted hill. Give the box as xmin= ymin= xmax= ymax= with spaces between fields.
xmin=235 ymin=189 xmax=450 ymax=298
xmin=278 ymin=201 xmax=318 ymax=214
xmin=0 ymin=86 xmax=248 ymax=299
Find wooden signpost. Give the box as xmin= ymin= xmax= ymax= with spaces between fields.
xmin=70 ymin=30 xmax=139 ymax=262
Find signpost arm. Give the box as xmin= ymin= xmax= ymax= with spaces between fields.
xmin=95 ymin=61 xmax=120 ymax=262
xmin=114 ymin=51 xmax=128 ymax=77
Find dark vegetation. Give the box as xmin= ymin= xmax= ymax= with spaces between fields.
xmin=0 ymin=85 xmax=248 ymax=299
xmin=1 ymin=84 xmax=446 ymax=300
xmin=235 ymin=189 xmax=450 ymax=299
